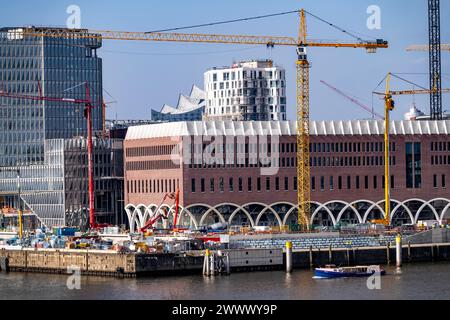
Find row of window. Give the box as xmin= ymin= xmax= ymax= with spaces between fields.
xmin=125 ymin=145 xmax=178 ymax=157
xmin=433 ymin=174 xmax=447 ymax=188
xmin=312 ymin=175 xmax=394 ymax=191
xmin=311 ymin=156 xmax=396 ymax=167
xmin=311 ymin=141 xmax=395 ymax=153
xmin=431 ymin=155 xmax=450 ymax=166
xmin=186 ymin=155 xmax=396 ymax=169
xmin=191 ymin=176 xmax=298 ymax=193
xmin=127 ymin=178 xmax=179 ymax=194
xmin=430 ymin=141 xmax=450 ymax=152
xmin=125 ymin=160 xmax=180 ymax=171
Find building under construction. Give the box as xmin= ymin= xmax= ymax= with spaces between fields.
xmin=124 ymin=120 xmax=450 ymax=232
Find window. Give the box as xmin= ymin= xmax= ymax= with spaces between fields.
xmin=257 ymin=178 xmax=261 ymax=192
xmin=364 ymin=176 xmax=369 ymax=189
xmin=338 ymin=176 xmax=342 ymax=190
xmin=373 ymin=176 xmax=378 ymax=189
xmin=219 ymin=177 xmax=224 ymax=192
xmin=347 ymin=176 xmax=351 ymax=189
xmin=248 ymin=177 xmax=252 ymax=192
xmin=320 ymin=176 xmax=325 ymax=191
xmin=443 ymin=174 xmax=446 ymax=188
xmin=330 ymin=176 xmax=334 ymax=190
xmin=229 ymin=178 xmax=234 ymax=192
xmin=311 ymin=177 xmax=316 ymax=191
xmin=284 ymin=177 xmax=289 ymax=191
xmin=275 ymin=177 xmax=280 ymax=191
xmin=433 ymin=174 xmax=438 ymax=188
xmin=210 ymin=178 xmax=215 ymax=192
xmin=201 ymin=178 xmax=205 ymax=193
xmin=266 ymin=177 xmax=271 ymax=191
xmin=191 ymin=179 xmax=196 ymax=193
xmin=293 ymin=177 xmax=298 ymax=191
xmin=356 ymin=176 xmax=360 ymax=189
xmin=239 ymin=177 xmax=243 ymax=192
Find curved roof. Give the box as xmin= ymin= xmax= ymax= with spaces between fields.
xmin=126 ymin=120 xmax=450 ymax=140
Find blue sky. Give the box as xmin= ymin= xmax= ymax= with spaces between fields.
xmin=2 ymin=0 xmax=449 ymax=120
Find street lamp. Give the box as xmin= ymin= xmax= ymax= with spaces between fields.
xmin=0 ymin=168 xmax=23 ymax=239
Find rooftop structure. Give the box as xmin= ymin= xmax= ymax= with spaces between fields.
xmin=151 ymin=85 xmax=205 ymax=122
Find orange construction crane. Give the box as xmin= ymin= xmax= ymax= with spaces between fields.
xmin=15 ymin=9 xmax=388 ymax=230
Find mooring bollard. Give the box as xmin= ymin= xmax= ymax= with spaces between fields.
xmin=203 ymin=249 xmax=210 ymax=276
xmin=408 ymin=241 xmax=411 ymax=262
xmin=386 ymin=242 xmax=391 ymax=265
xmin=225 ymin=254 xmax=230 ymax=275
xmin=286 ymin=241 xmax=293 ymax=273
xmin=210 ymin=251 xmax=215 ymax=276
xmin=396 ymin=234 xmax=402 ymax=267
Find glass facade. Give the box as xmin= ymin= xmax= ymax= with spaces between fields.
xmin=0 ymin=27 xmax=103 ymax=167
xmin=0 ymin=138 xmax=124 ymax=229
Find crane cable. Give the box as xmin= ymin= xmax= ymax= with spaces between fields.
xmin=145 ymin=10 xmax=300 ymax=33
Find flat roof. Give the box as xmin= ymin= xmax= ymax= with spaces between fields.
xmin=126 ymin=120 xmax=450 ymax=140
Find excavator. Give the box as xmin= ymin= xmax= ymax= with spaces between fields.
xmin=139 ymin=189 xmax=180 ymax=233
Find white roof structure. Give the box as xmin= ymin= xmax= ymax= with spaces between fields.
xmin=126 ymin=120 xmax=450 ymax=140
xmin=153 ymin=84 xmax=205 ymax=116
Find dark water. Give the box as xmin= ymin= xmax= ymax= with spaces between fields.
xmin=0 ymin=263 xmax=449 ymax=300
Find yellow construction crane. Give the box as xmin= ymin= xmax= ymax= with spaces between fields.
xmin=18 ymin=9 xmax=388 ymax=230
xmin=374 ymin=73 xmax=450 ymax=226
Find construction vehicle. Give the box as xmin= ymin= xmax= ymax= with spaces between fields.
xmin=14 ymin=9 xmax=388 ymax=231
xmin=139 ymin=190 xmax=180 ymax=233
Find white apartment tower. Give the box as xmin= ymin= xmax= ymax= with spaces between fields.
xmin=204 ymin=60 xmax=287 ymax=121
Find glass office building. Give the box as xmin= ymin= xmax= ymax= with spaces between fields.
xmin=0 ymin=27 xmax=125 ymax=229
xmin=0 ymin=27 xmax=103 ymax=167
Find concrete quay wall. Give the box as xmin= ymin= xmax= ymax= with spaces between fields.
xmin=290 ymin=243 xmax=450 ymax=268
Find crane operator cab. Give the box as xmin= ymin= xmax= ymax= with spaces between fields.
xmin=297 ymin=46 xmax=307 ymax=61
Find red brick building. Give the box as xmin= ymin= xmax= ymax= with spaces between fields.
xmin=124 ymin=120 xmax=450 ymax=231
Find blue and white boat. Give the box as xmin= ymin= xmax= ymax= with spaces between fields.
xmin=314 ymin=265 xmax=386 ymax=278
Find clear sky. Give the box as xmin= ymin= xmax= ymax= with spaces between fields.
xmin=2 ymin=0 xmax=449 ymax=121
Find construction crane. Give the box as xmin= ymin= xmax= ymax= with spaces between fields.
xmin=428 ymin=0 xmax=443 ymax=120
xmin=0 ymin=82 xmax=99 ymax=230
xmin=373 ymin=72 xmax=450 ymax=225
xmin=16 ymin=9 xmax=388 ymax=230
xmin=320 ymin=80 xmax=384 ymax=120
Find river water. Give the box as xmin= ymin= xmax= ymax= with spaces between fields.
xmin=0 ymin=262 xmax=449 ymax=300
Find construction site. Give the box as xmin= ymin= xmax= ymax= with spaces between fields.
xmin=0 ymin=1 xmax=450 ymax=278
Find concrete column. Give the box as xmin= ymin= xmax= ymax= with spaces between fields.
xmin=286 ymin=241 xmax=293 ymax=273
xmin=395 ymin=234 xmax=402 ymax=267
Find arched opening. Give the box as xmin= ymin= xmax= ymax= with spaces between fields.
xmin=312 ymin=208 xmax=334 ymax=227
xmin=337 ymin=208 xmax=360 ymax=225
